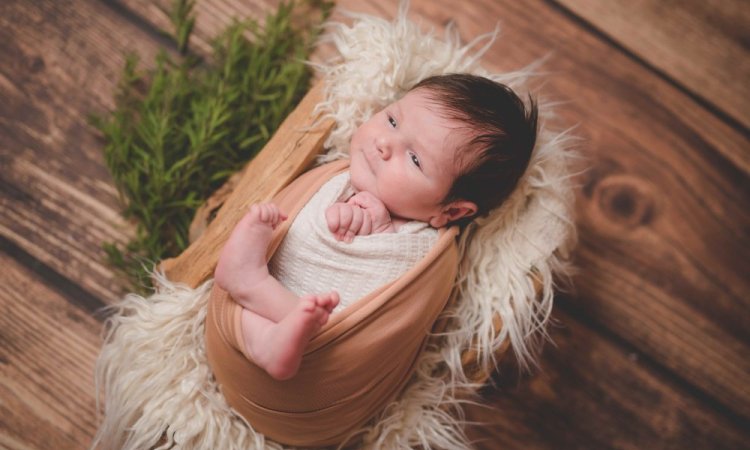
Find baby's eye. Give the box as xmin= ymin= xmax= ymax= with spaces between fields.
xmin=388 ymin=115 xmax=397 ymax=128
xmin=409 ymin=151 xmax=421 ymax=168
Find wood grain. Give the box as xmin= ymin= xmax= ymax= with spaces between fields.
xmin=0 ymin=0 xmax=175 ymax=302
xmin=553 ymin=0 xmax=750 ymax=132
xmin=464 ymin=307 xmax=749 ymax=450
xmin=0 ymin=254 xmax=100 ymax=449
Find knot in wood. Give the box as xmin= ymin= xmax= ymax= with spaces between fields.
xmin=29 ymin=56 xmax=45 ymax=74
xmin=596 ymin=175 xmax=655 ymax=229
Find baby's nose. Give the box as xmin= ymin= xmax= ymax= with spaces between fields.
xmin=376 ymin=137 xmax=392 ymax=160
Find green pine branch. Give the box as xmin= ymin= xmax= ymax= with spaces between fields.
xmin=170 ymin=0 xmax=196 ymax=54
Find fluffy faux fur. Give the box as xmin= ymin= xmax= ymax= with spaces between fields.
xmin=93 ymin=3 xmax=577 ymax=449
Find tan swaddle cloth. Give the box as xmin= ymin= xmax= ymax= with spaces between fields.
xmin=205 ymin=159 xmax=460 ymax=446
xmin=270 ymin=171 xmax=438 ymax=313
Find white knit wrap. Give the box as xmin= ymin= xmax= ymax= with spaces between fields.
xmin=269 ymin=172 xmax=437 ymax=313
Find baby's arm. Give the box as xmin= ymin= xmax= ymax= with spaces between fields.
xmin=325 ymin=191 xmax=394 ymax=242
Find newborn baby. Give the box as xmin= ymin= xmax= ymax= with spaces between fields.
xmin=214 ymin=73 xmax=538 ymax=380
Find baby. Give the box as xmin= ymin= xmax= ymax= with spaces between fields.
xmin=214 ymin=74 xmax=538 ymax=380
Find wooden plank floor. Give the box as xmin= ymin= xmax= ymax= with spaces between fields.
xmin=1 ymin=0 xmax=748 ymax=448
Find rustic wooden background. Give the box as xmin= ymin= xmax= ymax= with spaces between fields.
xmin=1 ymin=0 xmax=748 ymax=448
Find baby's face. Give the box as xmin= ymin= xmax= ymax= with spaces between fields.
xmin=349 ymin=89 xmax=469 ymax=227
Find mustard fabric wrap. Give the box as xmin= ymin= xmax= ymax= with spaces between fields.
xmin=205 ymin=160 xmax=460 ymax=447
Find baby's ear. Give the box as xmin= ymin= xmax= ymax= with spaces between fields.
xmin=429 ymin=200 xmax=477 ymax=228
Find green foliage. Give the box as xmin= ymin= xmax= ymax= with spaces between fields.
xmin=93 ymin=1 xmax=330 ymax=292
xmin=170 ymin=0 xmax=196 ymax=54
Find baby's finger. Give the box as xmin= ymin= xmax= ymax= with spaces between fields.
xmin=270 ymin=205 xmax=282 ymax=226
xmin=338 ymin=204 xmax=353 ymax=231
xmin=325 ymin=205 xmax=341 ymax=233
xmin=349 ymin=208 xmax=364 ymax=236
xmin=270 ymin=203 xmax=287 ymax=222
xmin=360 ymin=211 xmax=372 ymax=236
xmin=348 ymin=193 xmax=366 ymax=209
xmin=256 ymin=203 xmax=267 ymax=222
xmin=349 ymin=191 xmax=377 ymax=209
xmin=263 ymin=203 xmax=276 ymax=223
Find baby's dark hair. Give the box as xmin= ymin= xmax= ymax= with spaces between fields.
xmin=411 ymin=73 xmax=538 ymax=219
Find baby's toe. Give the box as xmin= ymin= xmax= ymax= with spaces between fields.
xmin=316 ymin=292 xmax=339 ymax=311
xmin=299 ymin=295 xmax=318 ymax=312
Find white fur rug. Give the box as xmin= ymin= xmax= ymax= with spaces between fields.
xmin=93 ymin=4 xmax=577 ymax=449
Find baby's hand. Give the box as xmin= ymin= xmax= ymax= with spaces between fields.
xmin=325 ymin=202 xmax=372 ymax=242
xmin=325 ymin=192 xmax=394 ymax=242
xmin=347 ymin=192 xmax=393 ymax=234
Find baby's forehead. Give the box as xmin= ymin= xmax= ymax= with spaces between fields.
xmin=394 ymin=89 xmax=453 ymax=123
xmin=399 ymin=88 xmax=474 ymax=128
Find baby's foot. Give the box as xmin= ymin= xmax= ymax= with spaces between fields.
xmin=261 ymin=294 xmax=335 ymax=380
xmin=214 ymin=203 xmax=287 ymax=297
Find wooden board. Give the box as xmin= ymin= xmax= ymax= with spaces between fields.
xmin=553 ymin=0 xmax=750 ymax=132
xmin=0 ymin=0 xmax=177 ymax=302
xmin=1 ymin=0 xmax=749 ymax=448
xmin=465 ymin=308 xmax=749 ymax=449
xmin=0 ymin=253 xmax=100 ymax=449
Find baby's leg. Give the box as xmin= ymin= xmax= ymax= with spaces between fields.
xmin=240 ymin=292 xmax=340 ymax=380
xmin=215 ymin=203 xmax=298 ymax=321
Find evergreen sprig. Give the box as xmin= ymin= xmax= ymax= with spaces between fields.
xmin=93 ymin=1 xmax=330 ymax=292
xmin=170 ymin=0 xmax=196 ymax=54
